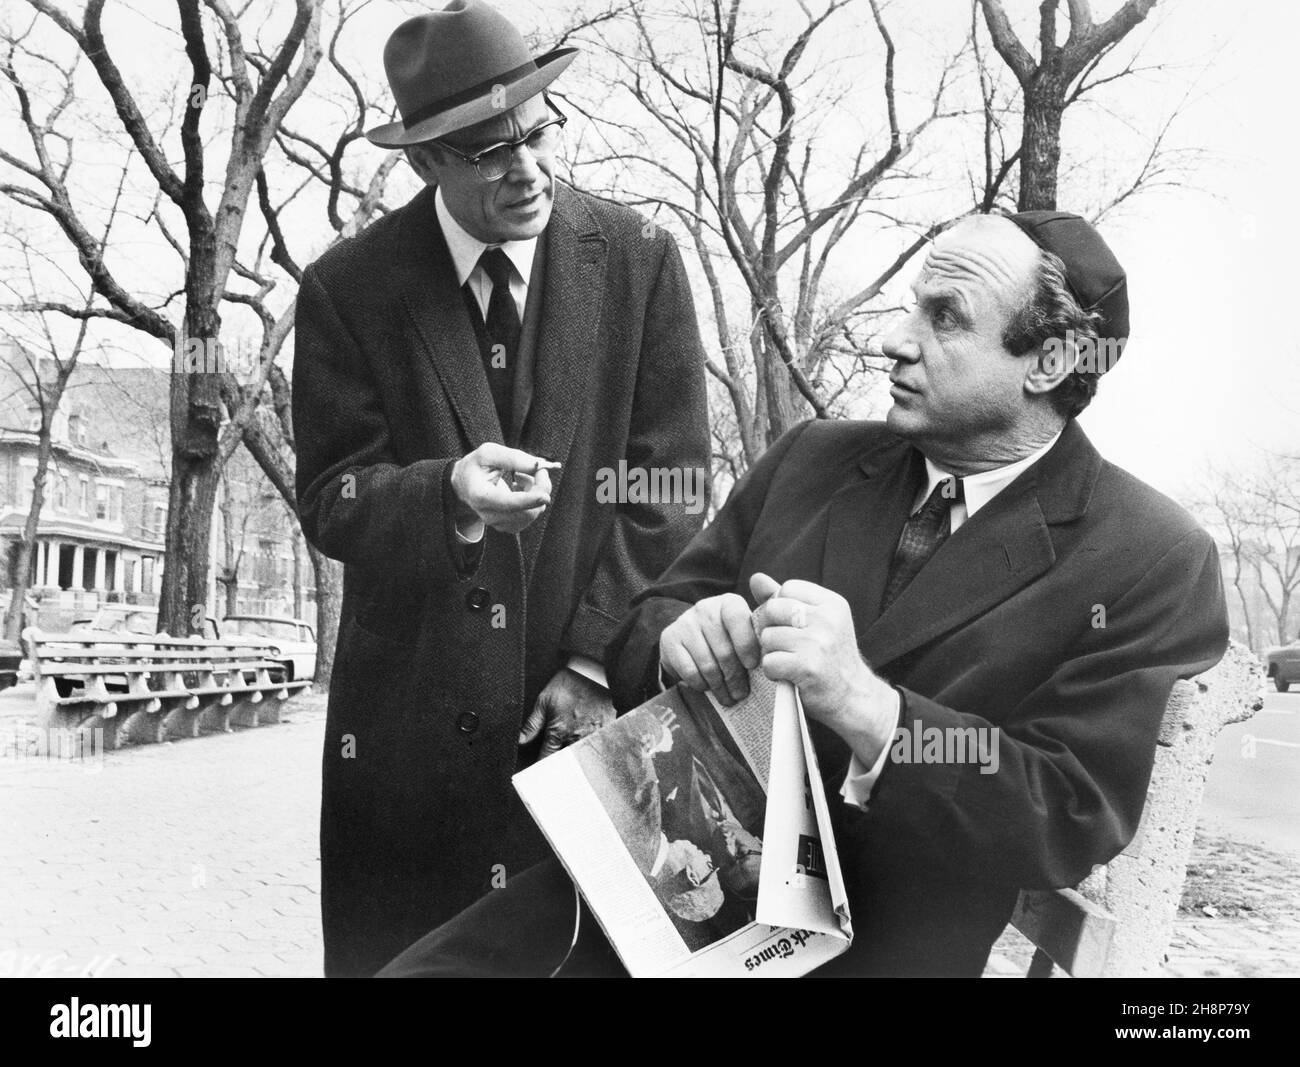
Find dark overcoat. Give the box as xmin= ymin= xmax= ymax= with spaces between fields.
xmin=606 ymin=417 xmax=1229 ymax=975
xmin=293 ymin=181 xmax=710 ymax=976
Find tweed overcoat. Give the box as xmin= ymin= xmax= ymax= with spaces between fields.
xmin=293 ymin=180 xmax=710 ymax=976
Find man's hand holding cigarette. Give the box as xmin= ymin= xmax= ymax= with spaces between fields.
xmin=451 ymin=443 xmax=562 ymax=537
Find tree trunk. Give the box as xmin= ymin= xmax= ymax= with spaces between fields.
xmin=160 ymin=455 xmax=222 ymax=636
xmin=757 ymin=329 xmax=801 ymax=447
xmin=292 ymin=533 xmax=304 ymax=620
xmin=307 ymin=542 xmax=340 ymax=688
xmin=1231 ymin=563 xmax=1256 ymax=653
xmin=1018 ymin=81 xmax=1065 ymax=211
xmin=2 ymin=427 xmax=53 ymax=643
xmin=159 ymin=300 xmax=225 ymax=637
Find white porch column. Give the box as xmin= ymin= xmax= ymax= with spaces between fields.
xmin=93 ymin=549 xmax=107 ymax=592
xmin=46 ymin=541 xmax=61 ymax=588
xmin=72 ymin=544 xmax=85 ymax=590
xmin=113 ymin=553 xmax=125 ymax=593
xmin=34 ymin=542 xmax=45 ymax=587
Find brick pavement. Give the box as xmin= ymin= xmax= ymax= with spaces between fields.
xmin=0 ymin=689 xmax=327 ymax=978
xmin=1 ymin=684 xmax=1296 ymax=978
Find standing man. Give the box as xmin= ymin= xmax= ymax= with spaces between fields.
xmin=293 ymin=0 xmax=709 ymax=977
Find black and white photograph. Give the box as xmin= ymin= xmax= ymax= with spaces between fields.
xmin=0 ymin=0 xmax=1294 ymax=1022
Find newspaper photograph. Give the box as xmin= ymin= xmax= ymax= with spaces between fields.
xmin=513 ymin=669 xmax=852 ymax=977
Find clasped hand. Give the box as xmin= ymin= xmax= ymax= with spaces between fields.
xmin=658 ymin=572 xmax=891 ymax=737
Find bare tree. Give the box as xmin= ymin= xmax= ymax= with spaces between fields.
xmin=565 ymin=0 xmax=972 ymax=462
xmin=978 ymin=0 xmax=1159 ymax=211
xmin=1 ymin=0 xmax=324 ymax=638
xmin=0 ymin=157 xmax=130 ymax=641
xmin=1191 ymin=457 xmax=1300 ymax=653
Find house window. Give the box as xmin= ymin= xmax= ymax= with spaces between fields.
xmin=78 ymin=477 xmax=89 ymax=515
xmin=95 ymin=483 xmax=110 ymax=521
xmin=55 ymin=475 xmax=68 ymax=512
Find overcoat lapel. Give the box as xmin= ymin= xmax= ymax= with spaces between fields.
xmin=819 ymin=436 xmax=923 ymax=641
xmin=828 ymin=421 xmax=1099 ymax=671
xmin=518 ymin=184 xmax=607 ymax=575
xmin=397 ymin=185 xmax=504 ymax=449
xmin=508 ymin=234 xmax=548 ymax=446
xmin=859 ymin=477 xmax=1056 ymax=669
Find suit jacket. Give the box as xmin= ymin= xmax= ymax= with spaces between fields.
xmin=293 ymin=181 xmax=710 ymax=976
xmin=606 ymin=417 xmax=1229 ymax=976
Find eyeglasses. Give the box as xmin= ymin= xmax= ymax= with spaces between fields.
xmin=434 ymin=98 xmax=567 ymax=182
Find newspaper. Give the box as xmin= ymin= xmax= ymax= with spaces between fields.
xmin=513 ymin=669 xmax=852 ymax=977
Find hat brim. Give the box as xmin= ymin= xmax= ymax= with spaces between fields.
xmin=365 ymin=48 xmax=577 ymax=148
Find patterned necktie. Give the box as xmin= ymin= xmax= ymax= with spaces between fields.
xmin=880 ymin=476 xmax=963 ymax=612
xmin=477 ymin=247 xmax=520 ymax=430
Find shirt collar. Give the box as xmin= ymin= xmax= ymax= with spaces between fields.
xmin=921 ymin=430 xmax=1064 ymax=519
xmin=434 ymin=186 xmax=537 ymax=287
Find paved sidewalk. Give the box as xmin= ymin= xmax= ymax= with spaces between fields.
xmin=2 ymin=683 xmax=1296 ymax=978
xmin=0 ymin=689 xmax=327 ymax=978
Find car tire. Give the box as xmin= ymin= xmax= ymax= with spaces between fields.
xmin=1276 ymin=676 xmax=1291 ymax=693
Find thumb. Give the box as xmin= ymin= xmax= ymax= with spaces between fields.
xmin=518 ymin=699 xmax=547 ymax=745
xmin=749 ymin=571 xmax=781 ymax=604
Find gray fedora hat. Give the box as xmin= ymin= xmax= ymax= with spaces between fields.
xmin=366 ymin=0 xmax=577 ymax=148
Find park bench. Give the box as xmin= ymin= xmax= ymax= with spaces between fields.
xmin=24 ymin=627 xmax=312 ymax=750
xmin=1008 ymin=639 xmax=1264 ymax=976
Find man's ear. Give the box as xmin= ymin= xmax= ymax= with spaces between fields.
xmin=405 ymin=143 xmax=440 ymax=186
xmin=1024 ymin=333 xmax=1077 ymax=399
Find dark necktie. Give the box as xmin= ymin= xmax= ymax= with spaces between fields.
xmin=478 ymin=247 xmax=520 ymax=430
xmin=880 ymin=475 xmax=963 ymax=612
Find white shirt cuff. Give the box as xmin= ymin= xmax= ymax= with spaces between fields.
xmin=839 ymin=689 xmax=901 ymax=810
xmin=454 ymin=517 xmax=485 ymax=544
xmin=567 ymin=655 xmax=608 ymax=689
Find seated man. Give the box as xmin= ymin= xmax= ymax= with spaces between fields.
xmin=379 ymin=210 xmax=1229 ymax=978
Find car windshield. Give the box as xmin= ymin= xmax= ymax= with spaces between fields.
xmin=223 ymin=618 xmax=301 ymax=642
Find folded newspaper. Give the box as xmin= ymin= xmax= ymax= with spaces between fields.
xmin=513 ymin=669 xmax=853 ymax=977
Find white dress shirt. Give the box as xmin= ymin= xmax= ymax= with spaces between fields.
xmin=839 ymin=430 xmax=1064 ymax=808
xmin=436 ymin=192 xmax=608 ymax=689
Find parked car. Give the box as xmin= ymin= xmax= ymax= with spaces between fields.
xmin=218 ymin=615 xmax=317 ymax=682
xmin=0 ymin=638 xmax=21 ymax=692
xmin=1266 ymin=639 xmax=1300 ymax=693
xmin=70 ymin=606 xmax=161 ymax=636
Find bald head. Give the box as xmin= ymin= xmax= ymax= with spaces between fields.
xmin=919 ymin=215 xmax=1041 ymax=320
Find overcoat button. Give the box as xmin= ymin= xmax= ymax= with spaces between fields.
xmin=456 ymin=711 xmax=480 ymax=734
xmin=466 ymin=587 xmax=490 ymax=611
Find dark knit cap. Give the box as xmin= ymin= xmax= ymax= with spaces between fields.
xmin=1008 ymin=210 xmax=1129 ymax=364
